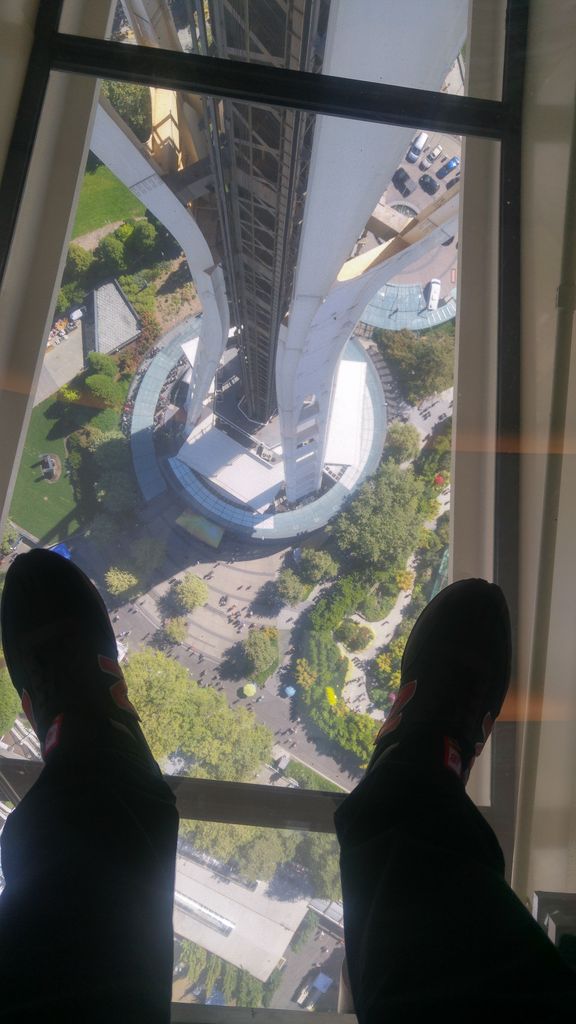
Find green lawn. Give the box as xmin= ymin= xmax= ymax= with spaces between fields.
xmin=286 ymin=760 xmax=345 ymax=793
xmin=9 ymin=397 xmax=118 ymax=544
xmin=72 ymin=164 xmax=145 ymax=239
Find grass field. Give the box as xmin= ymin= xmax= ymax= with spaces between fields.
xmin=72 ymin=164 xmax=145 ymax=239
xmin=286 ymin=759 xmax=345 ymax=793
xmin=9 ymin=398 xmax=118 ymax=544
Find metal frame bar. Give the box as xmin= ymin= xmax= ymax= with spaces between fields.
xmin=491 ymin=0 xmax=529 ymax=873
xmin=48 ymin=32 xmax=509 ymax=138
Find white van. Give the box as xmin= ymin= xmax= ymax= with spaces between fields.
xmin=427 ymin=279 xmax=441 ymax=310
xmin=406 ymin=131 xmax=429 ymax=163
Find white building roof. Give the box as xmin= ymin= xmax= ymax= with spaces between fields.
xmin=325 ymin=356 xmax=366 ymax=466
xmin=173 ymin=855 xmax=308 ymax=981
xmin=176 ymin=426 xmax=284 ymax=512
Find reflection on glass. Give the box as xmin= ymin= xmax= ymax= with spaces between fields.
xmin=172 ymin=822 xmax=343 ymax=1010
xmin=4 ymin=74 xmax=459 ymax=797
xmin=105 ymin=0 xmax=473 ymax=97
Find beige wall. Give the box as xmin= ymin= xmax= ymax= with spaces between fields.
xmin=512 ymin=0 xmax=576 ymax=899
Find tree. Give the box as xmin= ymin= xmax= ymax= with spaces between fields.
xmin=1 ymin=522 xmax=19 ymax=556
xmin=298 ymin=831 xmax=342 ymax=901
xmin=334 ymin=619 xmax=374 ymax=651
xmin=104 ymin=567 xmax=138 ymax=596
xmin=94 ymin=234 xmax=127 ymax=277
xmin=87 ymin=512 xmax=119 ymax=546
xmin=0 ymin=665 xmax=20 ymax=738
xmin=221 ymin=962 xmax=238 ymax=1004
xmin=298 ymin=548 xmax=338 ymax=584
xmin=125 ymin=219 xmax=157 ymax=259
xmin=87 ymin=351 xmax=116 ymax=377
xmin=295 ymin=658 xmax=317 ymax=690
xmin=85 ymin=373 xmax=124 ymax=408
xmin=385 ymin=421 xmax=421 ymax=463
xmin=101 ymin=81 xmax=152 ymax=143
xmin=291 ymin=910 xmax=319 ymax=951
xmin=235 ymin=970 xmax=264 ymax=1008
xmin=97 ymin=470 xmax=139 ymax=515
xmin=334 ymin=462 xmax=424 ymax=570
xmin=130 ymin=533 xmax=165 ymax=580
xmin=395 ymin=568 xmax=415 ymax=590
xmin=374 ymin=324 xmax=454 ymax=404
xmin=163 ymin=616 xmax=187 ymax=644
xmin=180 ymin=941 xmax=208 ymax=985
xmin=63 ymin=242 xmax=94 ymax=284
xmin=173 ymin=573 xmax=208 ymax=612
xmin=276 ymin=568 xmax=307 ymax=605
xmin=242 ymin=627 xmax=278 ymax=678
xmin=123 ymin=650 xmax=273 ymax=774
xmin=203 ymin=954 xmax=222 ymax=999
xmin=55 ymin=280 xmax=85 ymax=316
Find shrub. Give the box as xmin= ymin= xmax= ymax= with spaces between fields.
xmin=57 ymin=385 xmax=81 ymax=404
xmin=87 ymin=351 xmax=117 ymax=377
xmin=85 ymin=373 xmax=124 ymax=408
xmin=105 ymin=567 xmax=138 ymax=596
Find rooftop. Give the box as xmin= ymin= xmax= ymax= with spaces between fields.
xmin=173 ymin=854 xmax=308 ymax=981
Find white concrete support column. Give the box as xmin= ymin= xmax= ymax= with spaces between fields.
xmin=277 ymin=0 xmax=467 ymax=503
xmin=279 ymin=217 xmax=458 ymax=502
xmin=91 ymin=103 xmax=229 ymax=428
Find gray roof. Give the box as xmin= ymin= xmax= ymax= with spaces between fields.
xmin=93 ymin=280 xmax=140 ymax=354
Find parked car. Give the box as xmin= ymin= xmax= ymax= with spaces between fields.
xmin=446 ymin=173 xmax=461 ymax=190
xmin=419 ymin=144 xmax=443 ymax=170
xmin=419 ymin=173 xmax=439 ymax=196
xmin=392 ymin=167 xmax=416 ymax=197
xmin=436 ymin=155 xmax=460 ymax=179
xmin=406 ymin=131 xmax=428 ymax=163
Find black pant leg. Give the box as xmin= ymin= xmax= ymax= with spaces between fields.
xmin=335 ymin=753 xmax=576 ymax=1022
xmin=0 ymin=746 xmax=178 ymax=1023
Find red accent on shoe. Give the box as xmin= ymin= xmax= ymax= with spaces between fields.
xmin=109 ymin=678 xmax=140 ymax=720
xmin=373 ymin=680 xmax=417 ymax=744
xmin=43 ymin=713 xmax=64 ymax=757
xmin=443 ymin=736 xmax=463 ymax=779
xmin=98 ymin=654 xmax=123 ymax=678
xmin=21 ymin=689 xmax=37 ymax=733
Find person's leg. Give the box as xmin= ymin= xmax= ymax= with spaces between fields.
xmin=336 ymin=737 xmax=576 ymax=1022
xmin=335 ymin=579 xmax=576 ymax=1021
xmin=0 ymin=550 xmax=179 ymax=1022
xmin=0 ymin=719 xmax=178 ymax=1022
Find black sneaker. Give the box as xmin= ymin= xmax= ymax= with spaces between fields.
xmin=367 ymin=578 xmax=512 ymax=783
xmin=0 ymin=548 xmax=156 ymax=767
